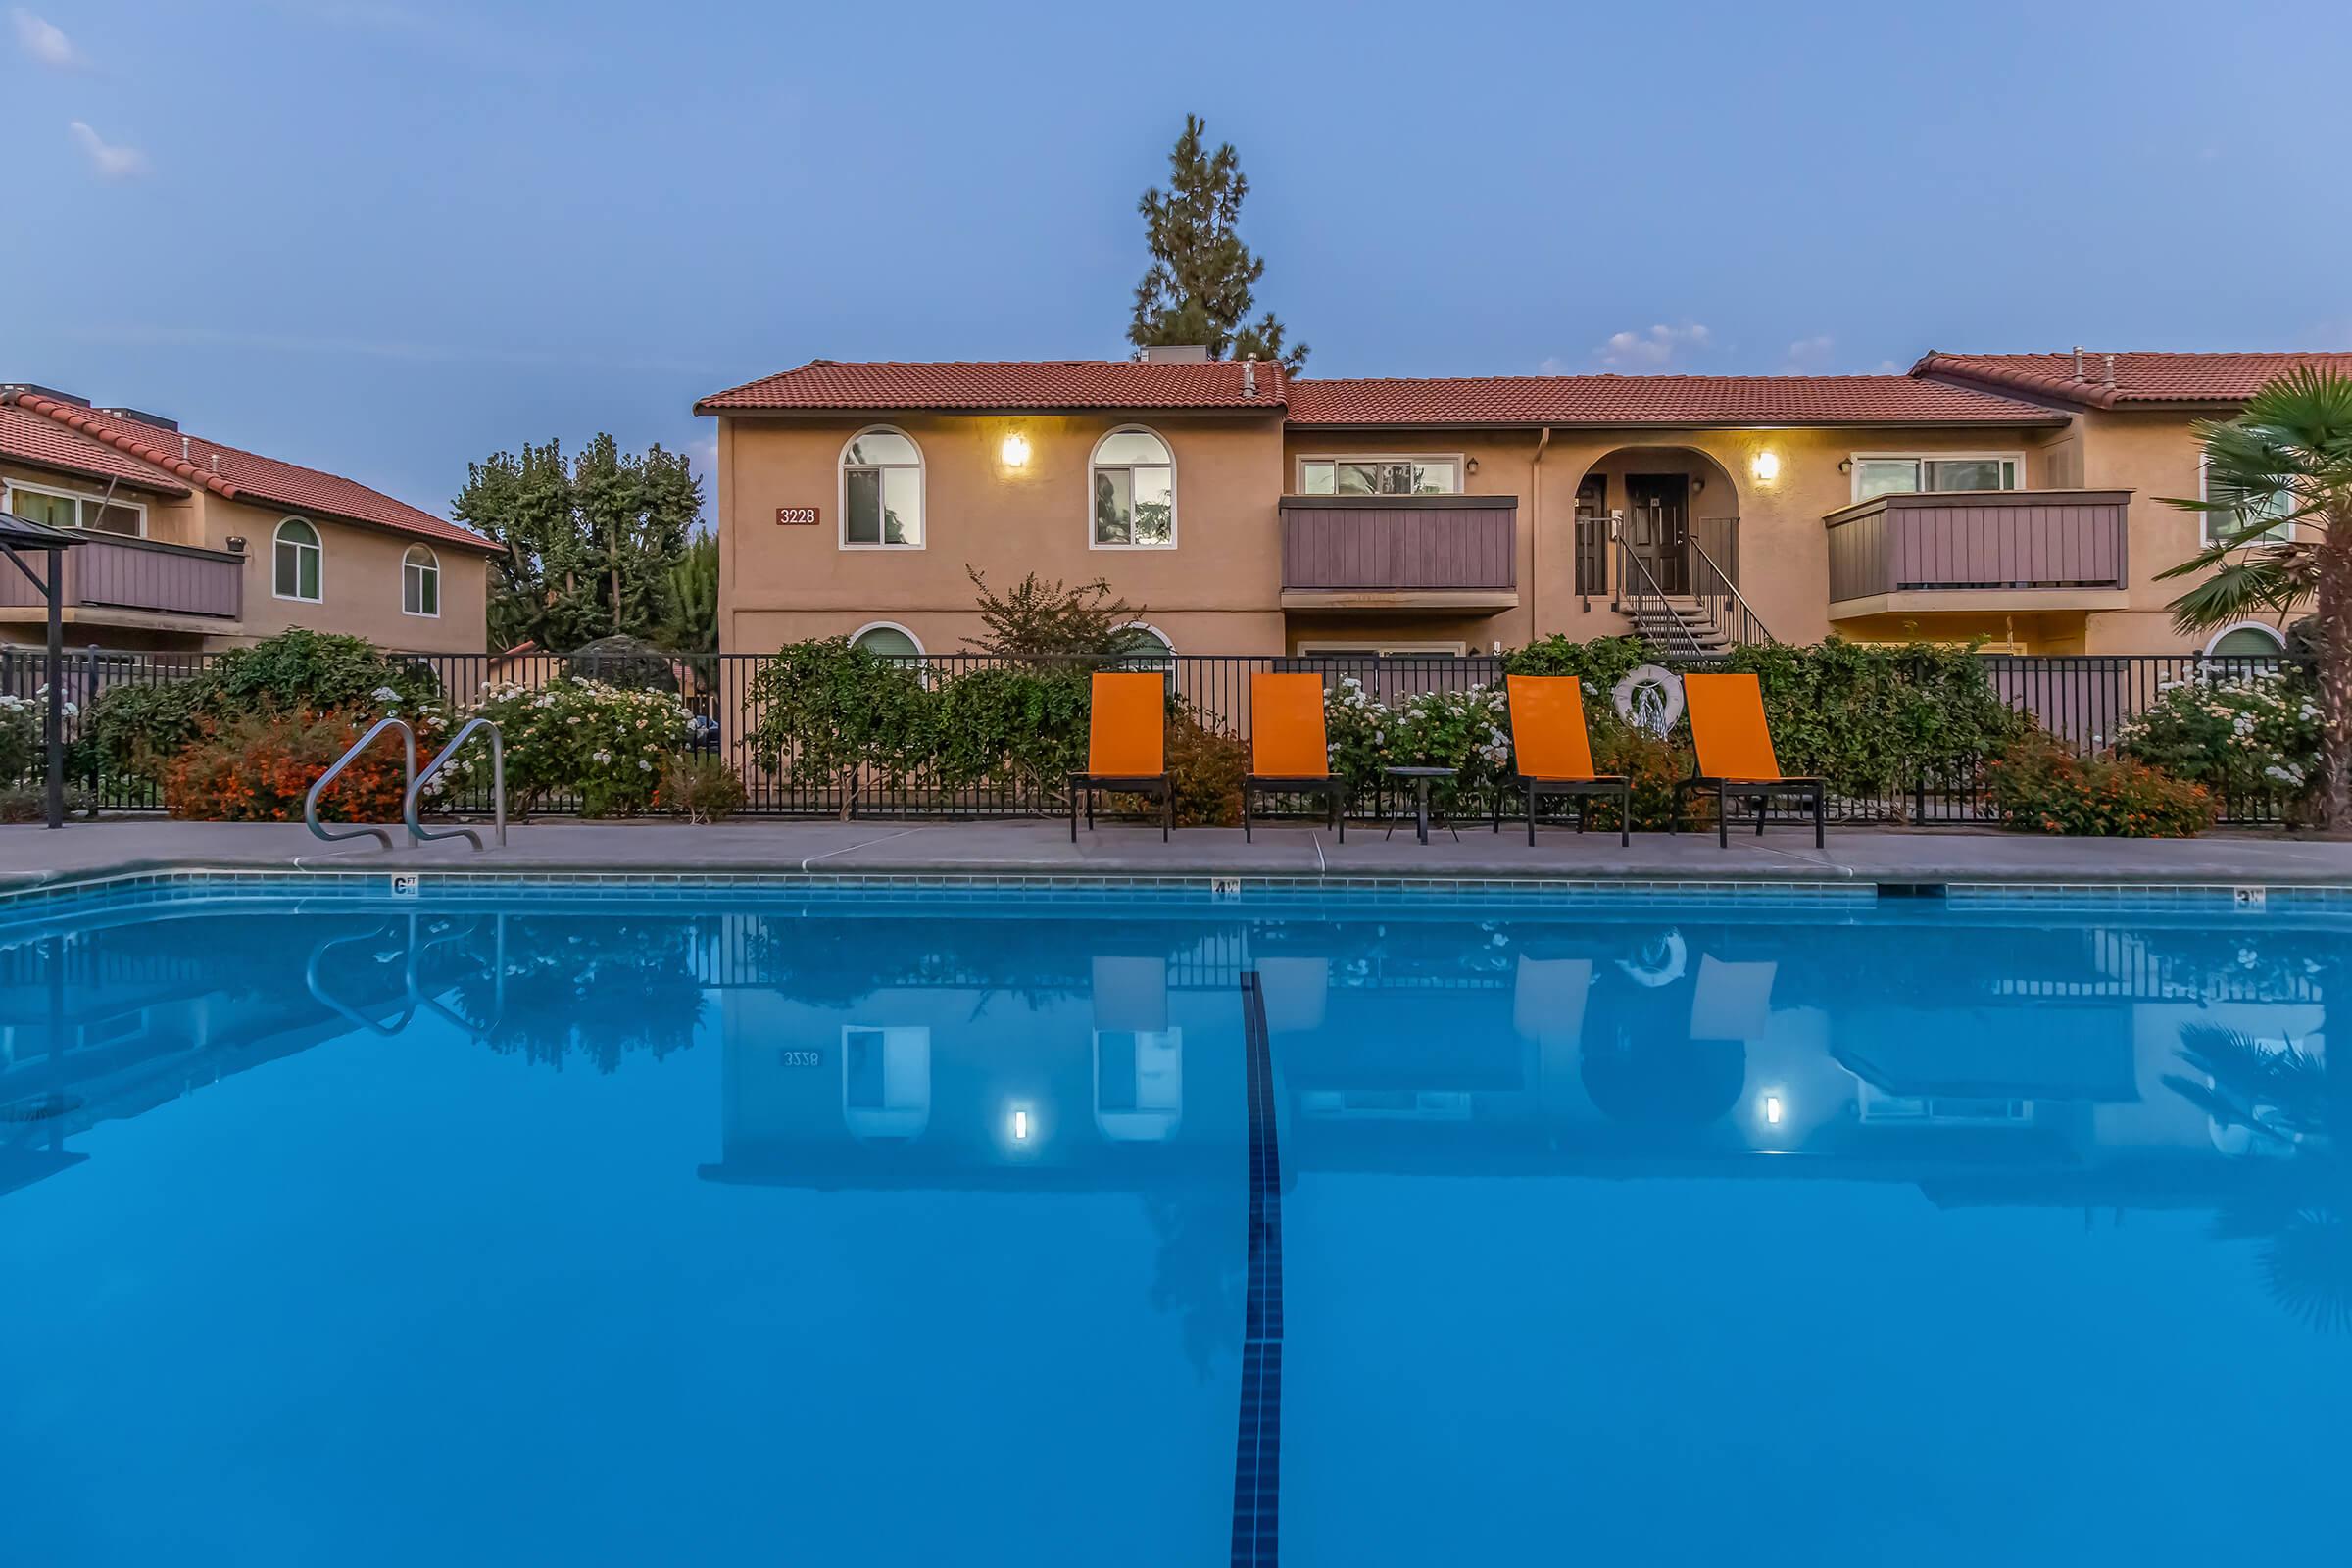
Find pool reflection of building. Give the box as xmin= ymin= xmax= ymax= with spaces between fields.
xmin=702 ymin=912 xmax=2331 ymax=1213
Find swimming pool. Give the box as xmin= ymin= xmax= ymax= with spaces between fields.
xmin=3 ymin=881 xmax=2346 ymax=1565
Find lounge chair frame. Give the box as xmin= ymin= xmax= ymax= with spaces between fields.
xmin=1068 ymin=773 xmax=1173 ymax=842
xmin=1497 ymin=776 xmax=1632 ymax=848
xmin=1672 ymin=774 xmax=1827 ymax=848
xmin=1242 ymin=776 xmax=1345 ymax=843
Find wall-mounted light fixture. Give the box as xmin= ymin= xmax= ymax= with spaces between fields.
xmin=1690 ymin=475 xmax=1706 ymax=494
xmin=1837 ymin=458 xmax=1853 ymax=475
xmin=225 ymin=536 xmax=246 ymax=554
xmin=1464 ymin=457 xmax=1480 ymax=476
xmin=1751 ymin=451 xmax=1782 ymax=482
xmin=1000 ymin=432 xmax=1031 ymax=468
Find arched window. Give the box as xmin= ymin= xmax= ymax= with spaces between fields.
xmin=273 ymin=517 xmax=321 ymax=602
xmin=2205 ymin=622 xmax=2285 ymax=659
xmin=850 ymin=621 xmax=924 ymax=660
xmin=1113 ymin=621 xmax=1175 ymax=673
xmin=1091 ymin=426 xmax=1175 ymax=548
xmin=401 ymin=544 xmax=440 ymax=616
xmin=840 ymin=427 xmax=923 ymax=547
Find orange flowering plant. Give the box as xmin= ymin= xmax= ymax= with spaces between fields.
xmin=1984 ymin=731 xmax=2217 ymax=838
xmin=163 ymin=705 xmax=443 ymax=823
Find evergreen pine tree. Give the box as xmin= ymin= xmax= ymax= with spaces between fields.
xmin=1128 ymin=114 xmax=1306 ymax=372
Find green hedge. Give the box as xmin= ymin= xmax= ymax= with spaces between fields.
xmin=736 ymin=634 xmax=2025 ymax=819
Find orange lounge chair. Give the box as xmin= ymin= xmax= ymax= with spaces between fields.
xmin=1497 ymin=675 xmax=1631 ymax=848
xmin=1673 ymin=672 xmax=1826 ymax=848
xmin=1243 ymin=672 xmax=1346 ymax=842
xmin=1069 ymin=671 xmax=1172 ymax=842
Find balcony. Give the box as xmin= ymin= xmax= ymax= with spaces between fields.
xmin=1824 ymin=489 xmax=2132 ymax=616
xmin=0 ymin=533 xmax=244 ymax=627
xmin=1278 ymin=493 xmax=1517 ymax=612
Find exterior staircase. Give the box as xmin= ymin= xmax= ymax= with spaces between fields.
xmin=1626 ymin=595 xmax=1732 ymax=656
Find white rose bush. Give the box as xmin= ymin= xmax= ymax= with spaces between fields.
xmin=441 ymin=676 xmax=693 ymax=817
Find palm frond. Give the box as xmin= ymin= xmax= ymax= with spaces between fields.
xmin=2162 ymin=557 xmax=2306 ymax=632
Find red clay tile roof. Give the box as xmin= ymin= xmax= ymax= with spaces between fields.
xmin=1914 ymin=351 xmax=2352 ymax=409
xmin=696 ymin=359 xmax=1290 ymax=413
xmin=1284 ymin=373 xmax=2065 ymax=427
xmin=1 ymin=391 xmax=496 ymax=553
xmin=0 ymin=401 xmax=193 ymax=495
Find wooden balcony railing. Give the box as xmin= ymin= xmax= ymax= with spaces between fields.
xmin=0 ymin=533 xmax=244 ymax=620
xmin=1824 ymin=490 xmax=2131 ymax=605
xmin=1278 ymin=494 xmax=1517 ymax=603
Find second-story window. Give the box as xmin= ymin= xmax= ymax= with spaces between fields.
xmin=1092 ymin=427 xmax=1175 ymax=547
xmin=1850 ymin=455 xmax=2020 ymax=502
xmin=841 ymin=428 xmax=924 ymax=548
xmin=273 ymin=516 xmax=322 ymax=601
xmin=402 ymin=544 xmax=440 ymax=616
xmin=1297 ymin=456 xmax=1462 ymax=495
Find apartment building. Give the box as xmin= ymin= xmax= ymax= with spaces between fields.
xmin=701 ymin=347 xmax=2349 ymax=661
xmin=1 ymin=385 xmax=493 ymax=654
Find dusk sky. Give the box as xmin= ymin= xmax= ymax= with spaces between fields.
xmin=6 ymin=0 xmax=2347 ymax=526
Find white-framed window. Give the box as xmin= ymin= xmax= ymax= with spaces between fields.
xmin=1090 ymin=426 xmax=1176 ymax=548
xmin=849 ymin=620 xmax=924 ymax=660
xmin=272 ymin=516 xmax=322 ymax=601
xmin=400 ymin=544 xmax=440 ymax=616
xmin=1849 ymin=452 xmax=2023 ymax=503
xmin=839 ymin=427 xmax=924 ymax=548
xmin=1 ymin=478 xmax=145 ymax=537
xmin=1296 ymin=454 xmax=1464 ymax=496
xmin=1112 ymin=621 xmax=1175 ymax=672
xmin=2203 ymin=621 xmax=2286 ymax=658
xmin=2198 ymin=454 xmax=2294 ymax=547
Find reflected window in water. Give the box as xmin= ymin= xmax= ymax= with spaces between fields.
xmin=842 ymin=1025 xmax=930 ymax=1140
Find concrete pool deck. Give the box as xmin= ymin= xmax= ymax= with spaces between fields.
xmin=4 ymin=817 xmax=2351 ymax=890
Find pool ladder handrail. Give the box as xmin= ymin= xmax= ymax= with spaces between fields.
xmin=304 ymin=716 xmax=417 ymax=850
xmin=407 ymin=717 xmax=507 ymax=851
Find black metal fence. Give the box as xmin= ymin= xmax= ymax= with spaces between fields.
xmin=0 ymin=644 xmax=2293 ymax=826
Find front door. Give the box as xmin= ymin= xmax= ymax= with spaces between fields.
xmin=1624 ymin=474 xmax=1690 ymax=595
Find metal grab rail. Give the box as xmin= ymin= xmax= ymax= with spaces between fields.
xmin=304 ymin=716 xmax=416 ymax=850
xmin=407 ymin=717 xmax=507 ymax=851
xmin=1687 ymin=535 xmax=1775 ymax=647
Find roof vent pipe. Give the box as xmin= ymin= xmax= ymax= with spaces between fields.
xmin=1243 ymin=356 xmax=1257 ymax=398
xmin=2103 ymin=353 xmax=2117 ymax=387
xmin=2072 ymin=346 xmax=2086 ymax=381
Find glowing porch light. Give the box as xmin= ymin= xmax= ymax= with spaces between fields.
xmin=1000 ymin=432 xmax=1031 ymax=468
xmin=1750 ymin=450 xmax=1782 ymax=482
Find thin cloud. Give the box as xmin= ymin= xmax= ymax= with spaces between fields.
xmin=11 ymin=8 xmax=79 ymax=67
xmin=1781 ymin=335 xmax=1838 ymax=372
xmin=69 ymin=122 xmax=149 ymax=179
xmin=1596 ymin=322 xmax=1711 ymax=370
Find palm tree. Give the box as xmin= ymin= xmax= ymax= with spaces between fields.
xmin=2158 ymin=367 xmax=2352 ymax=831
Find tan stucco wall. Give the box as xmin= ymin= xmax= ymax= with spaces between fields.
xmin=197 ymin=495 xmax=489 ymax=654
xmin=718 ymin=411 xmax=1288 ymax=657
xmin=715 ymin=400 xmax=2290 ymax=661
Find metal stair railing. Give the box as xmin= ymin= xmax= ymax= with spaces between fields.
xmin=305 ymin=716 xmax=417 ymax=850
xmin=1614 ymin=521 xmax=1710 ymax=661
xmin=407 ymin=718 xmax=507 ymax=851
xmin=1686 ymin=533 xmax=1775 ymax=647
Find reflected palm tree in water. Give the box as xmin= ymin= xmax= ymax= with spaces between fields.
xmin=2167 ymin=1022 xmax=2350 ymax=1334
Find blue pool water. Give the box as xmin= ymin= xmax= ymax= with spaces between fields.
xmin=3 ymin=884 xmax=2348 ymax=1565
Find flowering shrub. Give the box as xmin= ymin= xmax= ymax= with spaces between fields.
xmin=2115 ymin=667 xmax=2322 ymax=814
xmin=456 ymin=676 xmax=691 ymax=817
xmin=1985 ymin=732 xmax=2217 ymax=838
xmin=0 ymin=693 xmax=43 ymax=786
xmin=658 ymin=753 xmax=747 ymax=823
xmin=1583 ymin=711 xmax=1701 ymax=832
xmin=164 ymin=709 xmax=420 ymax=822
